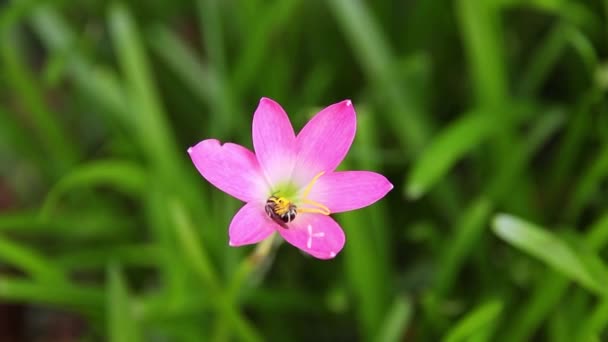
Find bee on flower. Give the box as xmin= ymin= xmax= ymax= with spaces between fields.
xmin=188 ymin=98 xmax=392 ymax=259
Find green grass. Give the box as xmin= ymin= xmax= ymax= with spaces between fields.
xmin=1 ymin=0 xmax=608 ymax=340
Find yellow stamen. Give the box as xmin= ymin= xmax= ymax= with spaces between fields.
xmin=297 ymin=207 xmax=330 ymax=215
xmin=301 ymin=171 xmax=325 ymax=199
xmin=301 ymin=198 xmax=330 ymax=215
xmin=297 ymin=171 xmax=331 ymax=216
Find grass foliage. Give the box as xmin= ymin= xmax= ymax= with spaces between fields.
xmin=1 ymin=0 xmax=608 ymax=340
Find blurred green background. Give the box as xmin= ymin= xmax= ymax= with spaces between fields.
xmin=1 ymin=0 xmax=608 ymax=340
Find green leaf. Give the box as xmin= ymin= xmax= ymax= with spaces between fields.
xmin=442 ymin=299 xmax=503 ymax=342
xmin=566 ymin=143 xmax=608 ymax=220
xmin=406 ymin=113 xmax=495 ymax=199
xmin=329 ymin=0 xmax=430 ymax=151
xmin=492 ymin=214 xmax=605 ymax=295
xmin=41 ymin=160 xmax=147 ymax=218
xmin=0 ymin=235 xmax=65 ymax=284
xmin=0 ymin=278 xmax=103 ymax=317
xmin=456 ymin=0 xmax=508 ymax=106
xmin=107 ymin=264 xmax=141 ymax=342
xmin=374 ymin=296 xmax=413 ymax=342
xmin=169 ymin=198 xmax=220 ymax=291
xmin=107 ymin=2 xmax=182 ymax=179
xmin=584 ymin=213 xmax=608 ymax=252
xmin=0 ymin=26 xmax=78 ymax=174
xmin=0 ymin=210 xmax=132 ymax=239
xmin=55 ymin=244 xmax=160 ymax=270
xmin=168 ymin=198 xmax=262 ymax=342
xmin=434 ymin=197 xmax=493 ymax=297
xmin=576 ymin=298 xmax=608 ymax=341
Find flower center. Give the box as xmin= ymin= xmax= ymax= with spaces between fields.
xmin=265 ymin=171 xmax=330 ymax=225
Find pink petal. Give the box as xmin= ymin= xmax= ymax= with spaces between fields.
xmin=306 ymin=171 xmax=393 ymax=213
xmin=293 ymin=100 xmax=356 ymax=184
xmin=188 ymin=139 xmax=268 ymax=202
xmin=278 ymin=214 xmax=345 ymax=259
xmin=229 ymin=202 xmax=278 ymax=246
xmin=252 ymin=98 xmax=297 ymax=186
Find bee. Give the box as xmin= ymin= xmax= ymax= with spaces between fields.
xmin=265 ymin=196 xmax=297 ymax=225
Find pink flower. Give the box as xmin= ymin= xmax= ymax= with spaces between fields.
xmin=188 ymin=98 xmax=393 ymax=259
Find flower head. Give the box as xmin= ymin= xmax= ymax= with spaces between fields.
xmin=188 ymin=98 xmax=393 ymax=259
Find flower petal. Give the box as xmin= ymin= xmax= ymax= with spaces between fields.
xmin=306 ymin=171 xmax=393 ymax=213
xmin=293 ymin=100 xmax=356 ymax=184
xmin=229 ymin=202 xmax=278 ymax=246
xmin=252 ymin=98 xmax=297 ymax=187
xmin=278 ymin=214 xmax=345 ymax=259
xmin=188 ymin=139 xmax=268 ymax=202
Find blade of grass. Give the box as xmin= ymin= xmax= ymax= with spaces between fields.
xmin=196 ymin=0 xmax=225 ymax=73
xmin=147 ymin=26 xmax=237 ymax=136
xmin=0 ymin=235 xmax=65 ymax=284
xmin=456 ymin=0 xmax=507 ymax=106
xmin=41 ymin=160 xmax=147 ymax=219
xmin=144 ymin=184 xmax=190 ymax=305
xmin=575 ymin=212 xmax=608 ymax=340
xmin=584 ymin=213 xmax=608 ymax=252
xmin=339 ymin=111 xmax=394 ymax=340
xmin=353 ymin=109 xmax=392 ymax=283
xmin=518 ymin=22 xmax=569 ymax=96
xmin=564 ymin=142 xmax=608 ymax=220
xmin=328 ymin=0 xmax=430 ymax=151
xmin=231 ymin=0 xmax=300 ymax=98
xmin=170 ymin=198 xmax=220 ymax=291
xmin=0 ymin=0 xmax=39 ymax=31
xmin=431 ymin=109 xmax=564 ymax=302
xmin=195 ymin=0 xmax=239 ymax=136
xmin=483 ymin=108 xmax=563 ymax=221
xmin=433 ymin=197 xmax=493 ymax=298
xmin=107 ymin=0 xmax=211 ymax=227
xmin=108 ymin=3 xmax=181 ymax=177
xmin=108 ymin=3 xmax=215 ymax=304
xmin=442 ymin=299 xmax=503 ymax=342
xmin=576 ymin=298 xmax=608 ymax=341
xmin=0 ymin=210 xmax=132 ymax=239
xmin=135 ymin=293 xmax=206 ymax=324
xmin=406 ymin=111 xmax=498 ymax=199
xmin=55 ymin=244 xmax=160 ymax=270
xmin=492 ymin=214 xmax=604 ymax=295
xmin=502 ymin=272 xmax=570 ymax=342
xmin=456 ymin=0 xmax=535 ymax=217
xmin=548 ymin=89 xmax=602 ymax=195
xmin=374 ymin=296 xmax=413 ymax=342
xmin=341 ymin=208 xmax=386 ymax=340
xmin=329 ymin=0 xmax=463 ymax=223
xmin=503 ymin=211 xmax=608 ymax=341
xmin=0 ymin=277 xmax=103 ymax=316
xmin=107 ymin=264 xmax=141 ymax=342
xmin=0 ymin=27 xmax=78 ymax=175
xmin=29 ymin=8 xmax=131 ymax=125
xmin=169 ymin=198 xmax=262 ymax=342
xmin=564 ymin=24 xmax=599 ymax=76
xmin=0 ymin=108 xmax=42 ymax=167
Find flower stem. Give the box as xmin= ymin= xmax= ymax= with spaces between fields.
xmin=211 ymin=234 xmax=280 ymax=342
xmin=229 ymin=233 xmax=279 ymax=299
